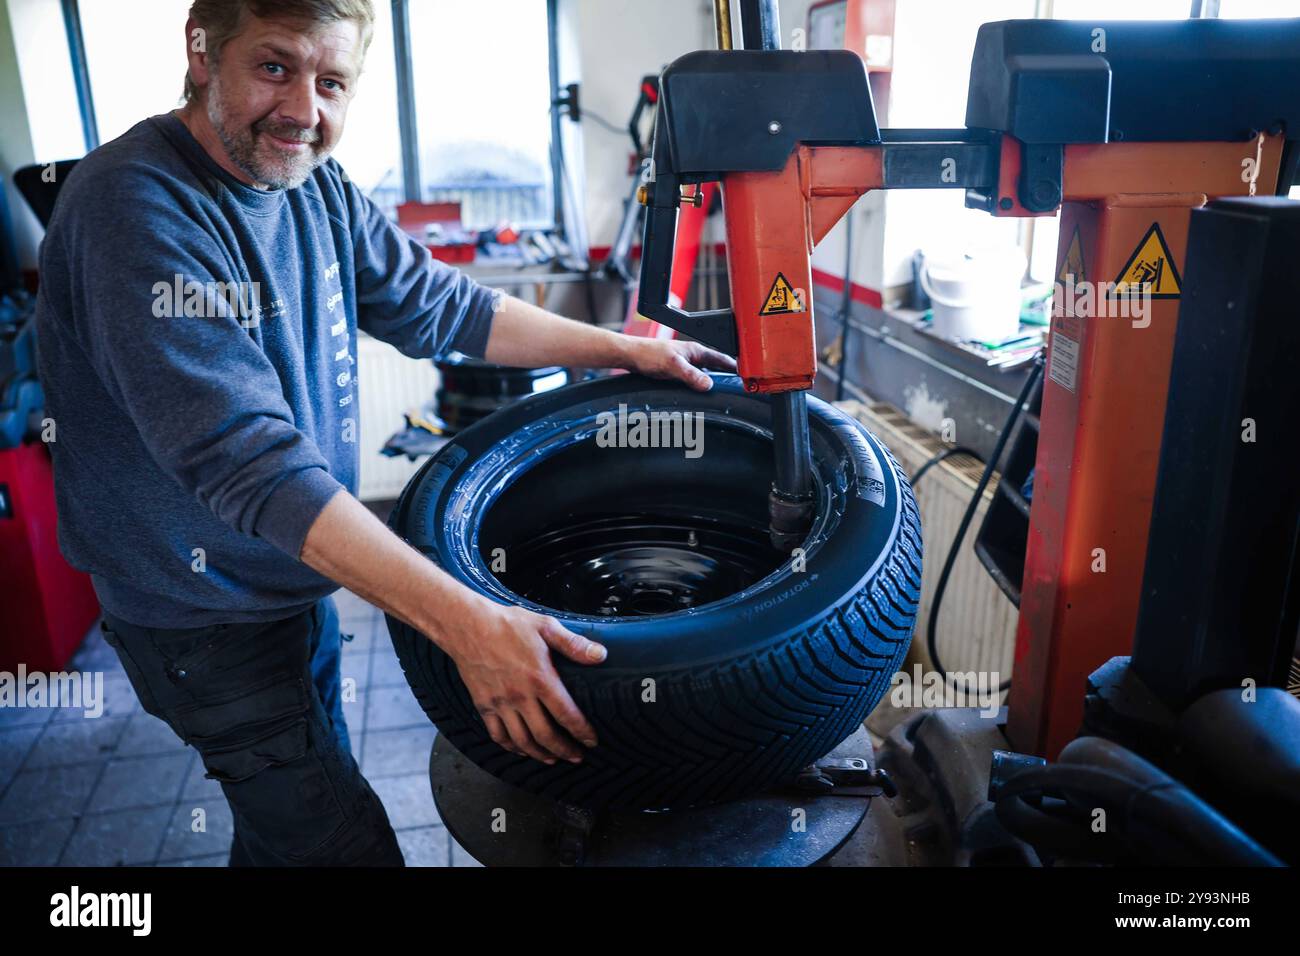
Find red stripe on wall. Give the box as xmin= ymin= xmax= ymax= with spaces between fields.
xmin=589 ymin=242 xmax=729 ymax=263
xmin=586 ymin=249 xmax=884 ymax=309
xmin=810 ymin=267 xmax=883 ymax=308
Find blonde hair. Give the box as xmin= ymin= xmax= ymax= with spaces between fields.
xmin=183 ymin=0 xmax=375 ymax=102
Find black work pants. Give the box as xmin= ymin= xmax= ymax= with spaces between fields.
xmin=100 ymin=598 xmax=404 ymax=866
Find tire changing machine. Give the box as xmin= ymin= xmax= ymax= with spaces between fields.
xmin=432 ymin=726 xmax=884 ymax=867
xmin=427 ymin=5 xmax=1300 ymax=865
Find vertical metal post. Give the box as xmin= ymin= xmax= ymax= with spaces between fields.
xmin=713 ymin=0 xmax=735 ymax=51
xmin=737 ymin=0 xmax=781 ymax=52
xmin=772 ymin=393 xmax=813 ymax=497
xmin=392 ymin=0 xmax=421 ymax=203
xmin=546 ymin=0 xmax=566 ymax=235
xmin=835 ymin=211 xmax=854 ymax=402
xmin=61 ymin=0 xmax=99 ymax=152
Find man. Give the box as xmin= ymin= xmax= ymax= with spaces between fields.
xmin=35 ymin=0 xmax=732 ymax=866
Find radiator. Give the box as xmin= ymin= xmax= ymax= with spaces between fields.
xmin=356 ymin=333 xmax=439 ymax=502
xmin=837 ymin=400 xmax=1019 ymax=690
xmin=840 ymin=400 xmax=1300 ymax=705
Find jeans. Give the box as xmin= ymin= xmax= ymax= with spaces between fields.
xmin=100 ymin=597 xmax=405 ymax=866
xmin=308 ymin=597 xmax=351 ymax=757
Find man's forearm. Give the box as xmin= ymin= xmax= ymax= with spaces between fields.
xmin=482 ymin=295 xmax=632 ymax=369
xmin=297 ymin=486 xmax=609 ymax=764
xmin=298 ymin=489 xmax=486 ymax=653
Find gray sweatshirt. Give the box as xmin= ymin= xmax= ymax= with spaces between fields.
xmin=35 ymin=112 xmax=496 ymax=628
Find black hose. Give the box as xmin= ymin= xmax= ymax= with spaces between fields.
xmin=911 ymin=445 xmax=984 ymax=486
xmin=835 ymin=213 xmax=854 ymax=403
xmin=926 ymin=353 xmax=1044 ymax=690
xmin=995 ymin=790 xmax=1113 ymax=861
xmin=994 ymin=762 xmax=1282 ymax=866
xmin=580 ymin=109 xmax=628 ymax=137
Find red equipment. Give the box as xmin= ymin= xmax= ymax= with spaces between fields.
xmin=636 ymin=12 xmax=1300 ymax=756
xmin=0 ymin=442 xmax=100 ymax=672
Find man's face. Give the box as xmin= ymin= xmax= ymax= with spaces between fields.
xmin=200 ymin=16 xmax=365 ymax=189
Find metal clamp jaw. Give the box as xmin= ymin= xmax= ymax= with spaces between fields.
xmin=636 ymin=155 xmax=738 ymax=355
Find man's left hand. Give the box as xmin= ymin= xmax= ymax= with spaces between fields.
xmin=621 ymin=337 xmax=737 ymax=391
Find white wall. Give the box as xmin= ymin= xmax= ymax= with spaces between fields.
xmin=776 ymin=0 xmax=890 ymax=291
xmin=775 ymin=0 xmax=1039 ymax=299
xmin=878 ymin=0 xmax=1032 ymax=294
xmin=568 ymin=0 xmax=714 ymax=250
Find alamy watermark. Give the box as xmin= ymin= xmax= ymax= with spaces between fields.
xmin=595 ymin=404 xmax=704 ymax=459
xmin=1053 ymin=274 xmax=1153 ymax=328
xmin=0 ymin=665 xmax=104 ymax=718
xmin=889 ymin=665 xmax=1002 ymax=718
xmin=50 ymin=886 xmax=150 ymax=936
xmin=152 ymin=274 xmax=263 ymax=328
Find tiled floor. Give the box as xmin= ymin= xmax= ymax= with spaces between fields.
xmin=0 ymin=590 xmax=481 ymax=867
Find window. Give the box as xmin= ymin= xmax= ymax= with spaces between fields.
xmin=67 ymin=0 xmax=560 ymax=225
xmin=407 ymin=0 xmax=556 ymax=229
xmin=7 ymin=0 xmax=84 ymax=162
xmin=79 ymin=0 xmax=193 ymax=144
xmin=78 ymin=0 xmax=402 ymax=204
xmin=329 ymin=1 xmax=404 ymax=211
xmin=879 ymin=0 xmax=1035 ymax=290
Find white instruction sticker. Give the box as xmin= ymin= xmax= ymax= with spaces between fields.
xmin=1048 ymin=333 xmax=1079 ymax=394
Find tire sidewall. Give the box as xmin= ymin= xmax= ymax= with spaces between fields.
xmin=391 ymin=374 xmax=907 ymax=674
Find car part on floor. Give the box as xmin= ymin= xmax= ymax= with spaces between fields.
xmin=387 ymin=373 xmax=921 ymax=810
xmin=382 ymin=357 xmax=571 ymax=461
xmin=869 ymin=706 xmax=1040 ymax=867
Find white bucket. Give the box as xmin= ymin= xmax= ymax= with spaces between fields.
xmin=921 ymin=245 xmax=1026 ymax=343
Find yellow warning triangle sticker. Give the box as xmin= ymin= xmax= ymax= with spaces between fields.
xmin=1057 ymin=226 xmax=1086 ymax=284
xmin=760 ymin=273 xmax=805 ymax=316
xmin=1112 ymin=222 xmax=1182 ymax=299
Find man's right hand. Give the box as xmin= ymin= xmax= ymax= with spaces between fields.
xmin=442 ymin=600 xmax=606 ymax=765
xmin=297 ymin=491 xmax=606 ymax=767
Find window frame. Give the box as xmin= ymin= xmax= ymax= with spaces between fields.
xmin=63 ymin=0 xmax=569 ymax=235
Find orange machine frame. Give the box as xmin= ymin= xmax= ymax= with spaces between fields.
xmin=717 ymin=134 xmax=1283 ymax=755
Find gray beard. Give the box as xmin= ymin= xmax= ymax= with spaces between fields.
xmin=206 ymin=70 xmax=328 ymax=190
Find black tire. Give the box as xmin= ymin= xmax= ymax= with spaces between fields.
xmin=434 ymin=353 xmax=569 ymax=434
xmin=387 ymin=373 xmax=922 ymax=809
